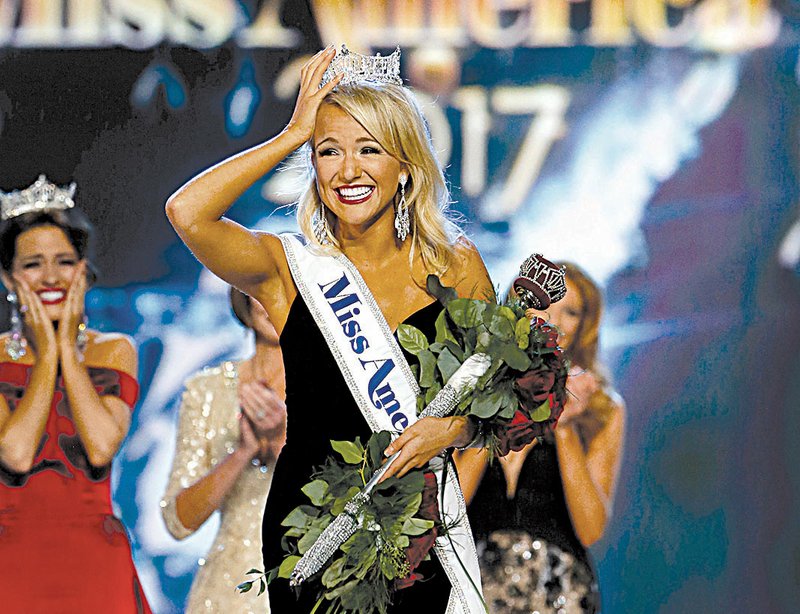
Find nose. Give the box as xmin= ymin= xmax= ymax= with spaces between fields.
xmin=340 ymin=152 xmax=361 ymax=182
xmin=41 ymin=261 xmax=60 ymax=285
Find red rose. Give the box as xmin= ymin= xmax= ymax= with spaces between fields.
xmin=515 ymin=368 xmax=556 ymax=412
xmin=396 ymin=471 xmax=440 ymax=590
xmin=496 ymin=410 xmax=547 ymax=455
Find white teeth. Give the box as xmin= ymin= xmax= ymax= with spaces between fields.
xmin=338 ymin=186 xmax=373 ymax=199
xmin=38 ymin=290 xmax=65 ymax=302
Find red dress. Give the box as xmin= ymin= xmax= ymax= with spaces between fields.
xmin=0 ymin=362 xmax=151 ymax=614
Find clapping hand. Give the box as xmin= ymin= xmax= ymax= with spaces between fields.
xmin=239 ymin=381 xmax=287 ymax=464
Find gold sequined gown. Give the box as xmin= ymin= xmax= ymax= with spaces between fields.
xmin=161 ymin=362 xmax=272 ymax=614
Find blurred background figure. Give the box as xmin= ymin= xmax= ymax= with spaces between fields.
xmin=0 ymin=176 xmax=151 ymax=613
xmin=160 ymin=287 xmax=285 ymax=613
xmin=457 ymin=262 xmax=624 ymax=614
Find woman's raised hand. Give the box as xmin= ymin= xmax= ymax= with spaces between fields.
xmin=11 ymin=274 xmax=57 ymax=359
xmin=56 ymin=262 xmax=88 ymax=357
xmin=284 ymin=46 xmax=344 ymax=143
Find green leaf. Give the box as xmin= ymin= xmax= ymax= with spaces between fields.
xmin=301 ymin=479 xmax=329 ymax=506
xmin=500 ymin=343 xmax=532 ymax=371
xmin=515 ymin=317 xmax=531 ymax=350
xmin=424 ymin=380 xmax=442 ymax=405
xmin=402 ymin=517 xmax=435 ymax=536
xmin=367 ymin=431 xmax=393 ymax=468
xmin=258 ymin=579 xmax=266 ymax=596
xmin=489 ymin=313 xmax=515 ymax=340
xmin=530 ymin=397 xmax=552 ymax=422
xmin=418 ymin=349 xmax=437 ymax=388
xmin=397 ymin=324 xmax=429 ymax=355
xmin=330 ymin=439 xmax=364 ymax=464
xmin=497 ymin=305 xmax=518 ymax=323
xmin=442 ymin=339 xmax=465 ymax=361
xmin=281 ymin=506 xmax=311 ymax=528
xmin=238 ymin=581 xmax=253 ymax=593
xmin=298 ymin=525 xmax=323 ymax=554
xmin=246 ymin=568 xmax=262 ymax=575
xmin=447 ymin=298 xmax=486 ymax=328
xmin=434 ymin=310 xmax=457 ymax=344
xmin=437 ymin=347 xmax=462 ymax=383
xmin=321 ymin=557 xmax=346 ymax=588
xmin=277 ymin=555 xmax=301 ymax=579
xmin=470 ymin=390 xmax=504 ymax=419
xmin=332 ymin=486 xmax=362 ymax=516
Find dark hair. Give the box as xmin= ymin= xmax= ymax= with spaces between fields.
xmin=229 ymin=286 xmax=252 ymax=329
xmin=0 ymin=208 xmax=97 ymax=284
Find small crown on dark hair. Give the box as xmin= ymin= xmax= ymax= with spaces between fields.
xmin=0 ymin=175 xmax=76 ymax=221
xmin=513 ymin=254 xmax=567 ymax=310
xmin=320 ymin=45 xmax=402 ymax=87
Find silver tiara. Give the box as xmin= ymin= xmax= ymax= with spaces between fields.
xmin=1 ymin=175 xmax=76 ymax=221
xmin=320 ymin=45 xmax=402 ymax=87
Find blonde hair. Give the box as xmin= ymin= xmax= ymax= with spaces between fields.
xmin=295 ymin=83 xmax=461 ymax=275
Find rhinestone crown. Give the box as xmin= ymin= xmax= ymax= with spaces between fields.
xmin=320 ymin=45 xmax=402 ymax=87
xmin=1 ymin=175 xmax=76 ymax=221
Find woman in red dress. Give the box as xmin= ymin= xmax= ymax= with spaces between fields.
xmin=0 ymin=176 xmax=151 ymax=613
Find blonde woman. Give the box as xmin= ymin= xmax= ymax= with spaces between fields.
xmin=161 ymin=288 xmax=285 ymax=613
xmin=457 ymin=263 xmax=625 ymax=614
xmin=166 ymin=47 xmax=492 ymax=612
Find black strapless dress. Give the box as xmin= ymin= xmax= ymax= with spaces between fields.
xmin=468 ymin=437 xmax=600 ymax=613
xmin=262 ymin=297 xmax=451 ymax=613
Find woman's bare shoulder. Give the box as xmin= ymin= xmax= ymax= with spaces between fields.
xmin=447 ymin=236 xmax=494 ymax=300
xmin=87 ymin=332 xmax=137 ymax=378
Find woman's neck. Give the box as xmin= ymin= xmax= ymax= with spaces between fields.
xmin=335 ymin=209 xmax=404 ymax=264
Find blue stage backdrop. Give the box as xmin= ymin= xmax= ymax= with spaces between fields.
xmin=1 ymin=1 xmax=800 ymax=612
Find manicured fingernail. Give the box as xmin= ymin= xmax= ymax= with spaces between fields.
xmin=383 ymin=448 xmax=392 ymax=457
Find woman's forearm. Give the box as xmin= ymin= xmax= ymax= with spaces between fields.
xmin=60 ymin=349 xmax=128 ymax=467
xmin=173 ymin=447 xmax=255 ymax=533
xmin=166 ymin=129 xmax=305 ymax=234
xmin=0 ymin=355 xmax=58 ymax=472
xmin=555 ymin=425 xmax=609 ymax=546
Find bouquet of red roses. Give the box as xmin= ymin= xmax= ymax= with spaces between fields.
xmin=397 ymin=271 xmax=568 ymax=456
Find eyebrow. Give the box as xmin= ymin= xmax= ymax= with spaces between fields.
xmin=315 ymin=136 xmax=381 ymax=148
xmin=18 ymin=252 xmax=78 ymax=261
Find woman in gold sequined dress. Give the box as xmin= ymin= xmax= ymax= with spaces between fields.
xmin=161 ymin=288 xmax=286 ymax=613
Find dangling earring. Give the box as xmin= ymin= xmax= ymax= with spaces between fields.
xmin=313 ymin=201 xmax=331 ymax=245
xmin=5 ymin=291 xmax=27 ymax=361
xmin=395 ymin=174 xmax=410 ymax=242
xmin=76 ymin=315 xmax=88 ymax=357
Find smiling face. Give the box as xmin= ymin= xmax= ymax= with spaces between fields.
xmin=11 ymin=225 xmax=83 ymax=321
xmin=312 ymin=103 xmax=404 ymax=235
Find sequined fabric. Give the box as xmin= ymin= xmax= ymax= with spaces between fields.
xmin=478 ymin=531 xmax=598 ymax=614
xmin=161 ymin=362 xmax=272 ymax=614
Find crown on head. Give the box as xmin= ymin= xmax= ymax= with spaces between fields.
xmin=1 ymin=175 xmax=76 ymax=221
xmin=513 ymin=254 xmax=567 ymax=310
xmin=320 ymin=45 xmax=402 ymax=88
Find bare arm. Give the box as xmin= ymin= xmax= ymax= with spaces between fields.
xmin=453 ymin=447 xmax=490 ymax=506
xmin=0 ymin=274 xmax=59 ymax=473
xmin=165 ymin=48 xmax=342 ymax=302
xmin=57 ymin=266 xmax=136 ymax=467
xmin=556 ymin=395 xmax=625 ymax=546
xmin=161 ymin=374 xmax=262 ymax=537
